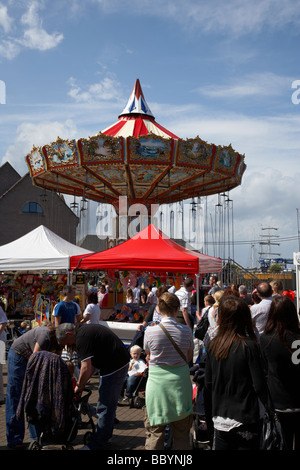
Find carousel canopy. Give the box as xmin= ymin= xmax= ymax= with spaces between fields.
xmin=70 ymin=223 xmax=222 ymax=274
xmin=26 ymin=79 xmax=246 ymax=210
xmin=101 ymin=79 xmax=179 ymax=139
xmin=0 ymin=225 xmax=92 ymax=271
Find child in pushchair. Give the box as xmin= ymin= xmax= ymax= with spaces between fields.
xmin=16 ymin=350 xmax=95 ymax=450
xmin=119 ymin=345 xmax=148 ymax=407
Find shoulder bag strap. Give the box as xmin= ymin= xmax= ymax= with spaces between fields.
xmin=158 ymin=322 xmax=188 ymax=363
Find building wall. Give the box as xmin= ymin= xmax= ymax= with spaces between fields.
xmin=0 ymin=171 xmax=79 ymax=246
xmin=77 ymin=234 xmax=108 ymax=252
xmin=0 ymin=162 xmax=21 ymax=194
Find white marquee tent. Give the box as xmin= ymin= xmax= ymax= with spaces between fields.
xmin=0 ymin=225 xmax=92 ymax=271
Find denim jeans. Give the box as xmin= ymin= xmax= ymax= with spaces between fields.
xmin=124 ymin=374 xmax=140 ymax=397
xmin=6 ymin=348 xmax=39 ymax=447
xmin=88 ymin=363 xmax=129 ymax=450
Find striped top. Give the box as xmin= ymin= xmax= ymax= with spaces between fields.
xmin=143 ymin=317 xmax=194 ymax=367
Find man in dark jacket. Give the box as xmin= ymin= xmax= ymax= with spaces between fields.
xmin=238 ymin=285 xmax=252 ymax=306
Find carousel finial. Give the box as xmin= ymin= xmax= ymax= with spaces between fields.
xmin=119 ymin=78 xmax=154 ymax=118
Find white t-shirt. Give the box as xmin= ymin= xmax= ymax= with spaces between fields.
xmin=83 ymin=303 xmax=101 ymax=324
xmin=175 ymin=286 xmax=191 ymax=314
xmin=208 ymin=306 xmax=217 ymax=328
xmin=128 ymin=358 xmax=147 ymax=376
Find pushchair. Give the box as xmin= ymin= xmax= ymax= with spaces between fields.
xmin=16 ymin=350 xmax=95 ymax=450
xmin=191 ymin=364 xmax=211 ymax=450
xmin=129 ymin=366 xmax=148 ymax=409
xmin=5 ymin=322 xmax=22 ymax=359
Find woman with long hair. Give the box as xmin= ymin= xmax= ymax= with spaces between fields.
xmin=208 ymin=289 xmax=224 ymax=329
xmin=126 ymin=287 xmax=134 ymax=304
xmin=205 ymin=295 xmax=268 ymax=450
xmin=81 ymin=292 xmax=101 ymax=324
xmin=139 ymin=289 xmax=148 ymax=306
xmin=143 ymin=292 xmax=193 ymax=450
xmin=260 ymin=295 xmax=300 ymax=450
xmin=269 ymin=280 xmax=283 ymax=298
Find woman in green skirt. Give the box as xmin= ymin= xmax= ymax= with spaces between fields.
xmin=143 ymin=292 xmax=194 ymax=450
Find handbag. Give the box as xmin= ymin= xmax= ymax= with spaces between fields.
xmin=194 ymin=307 xmax=210 ymax=340
xmin=260 ymin=390 xmax=287 ymax=450
xmin=158 ymin=322 xmax=188 ymax=363
xmin=260 ymin=408 xmax=286 ymax=450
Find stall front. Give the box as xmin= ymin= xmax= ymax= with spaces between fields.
xmin=70 ymin=224 xmax=222 ymax=342
xmin=0 ymin=225 xmax=92 ymax=324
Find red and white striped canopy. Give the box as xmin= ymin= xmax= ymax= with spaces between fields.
xmin=101 ymin=79 xmax=179 ymax=139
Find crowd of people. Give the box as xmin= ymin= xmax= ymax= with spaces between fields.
xmin=0 ymin=276 xmax=300 ymax=451
xmin=198 ymin=278 xmax=300 ymax=450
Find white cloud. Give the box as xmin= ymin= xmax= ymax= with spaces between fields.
xmin=156 ymin=104 xmax=300 ymax=266
xmin=183 ymin=0 xmax=300 ymax=35
xmin=20 ymin=25 xmax=63 ymax=51
xmin=234 ymin=169 xmax=299 ymax=222
xmin=195 ymin=72 xmax=293 ymax=99
xmin=230 ymin=167 xmax=300 ymax=266
xmin=68 ymin=76 xmax=123 ymax=103
xmin=0 ymin=1 xmax=63 ymax=59
xmin=166 ymin=111 xmax=300 ymax=173
xmin=92 ymin=0 xmax=300 ymax=36
xmin=18 ymin=1 xmax=63 ymax=50
xmin=0 ymin=3 xmax=13 ymax=33
xmin=1 ymin=119 xmax=77 ymax=175
xmin=0 ymin=38 xmax=20 ymax=59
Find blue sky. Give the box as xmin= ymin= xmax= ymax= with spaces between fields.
xmin=0 ymin=0 xmax=300 ymax=268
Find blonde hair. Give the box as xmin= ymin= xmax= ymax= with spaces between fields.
xmin=270 ymin=280 xmax=283 ymax=294
xmin=126 ymin=287 xmax=134 ymax=301
xmin=213 ymin=290 xmax=224 ymax=306
xmin=130 ymin=345 xmax=142 ymax=355
xmin=157 ymin=292 xmax=180 ymax=317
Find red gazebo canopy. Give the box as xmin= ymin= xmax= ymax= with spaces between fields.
xmin=70 ymin=224 xmax=222 ymax=274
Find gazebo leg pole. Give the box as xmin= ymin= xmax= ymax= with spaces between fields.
xmin=196 ymin=273 xmax=200 ymax=315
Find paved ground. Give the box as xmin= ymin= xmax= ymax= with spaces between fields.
xmin=0 ymin=363 xmax=146 ymax=451
xmin=0 ymin=364 xmax=278 ymax=466
xmin=0 ymin=363 xmax=217 ymax=468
